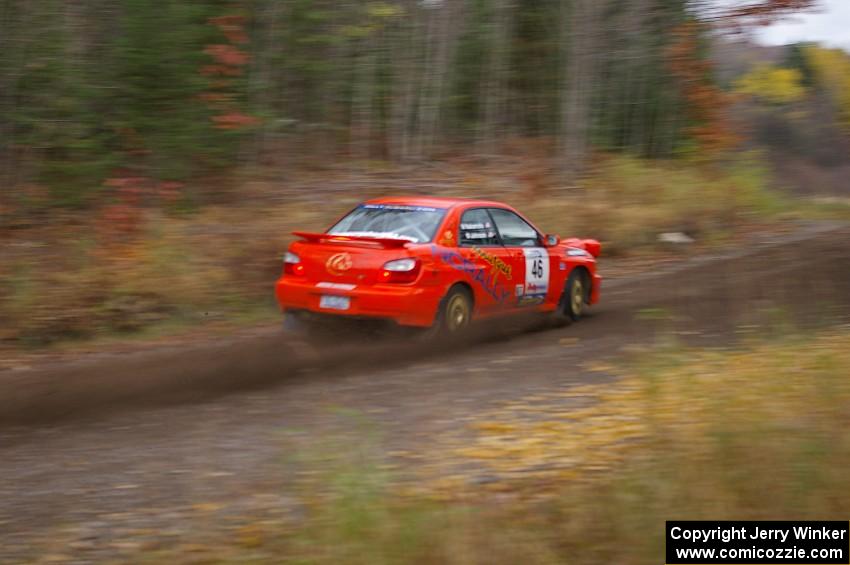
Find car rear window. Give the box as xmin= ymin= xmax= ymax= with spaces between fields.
xmin=328 ymin=204 xmax=447 ymax=243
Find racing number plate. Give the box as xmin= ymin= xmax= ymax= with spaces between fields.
xmin=319 ymin=295 xmax=351 ymax=310
xmin=523 ymin=247 xmax=550 ymax=298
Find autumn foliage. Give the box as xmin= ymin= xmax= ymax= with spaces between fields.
xmin=202 ymin=15 xmax=258 ymax=130
xmin=718 ymin=0 xmax=817 ymax=28
xmin=666 ymin=23 xmax=741 ymax=155
xmin=663 ymin=1 xmax=817 ymax=155
xmin=804 ymin=45 xmax=850 ymax=131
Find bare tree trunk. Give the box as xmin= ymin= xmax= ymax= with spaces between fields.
xmin=415 ymin=0 xmax=462 ymax=158
xmin=248 ymin=0 xmax=286 ymax=171
xmin=396 ymin=0 xmax=427 ymax=160
xmin=560 ymin=0 xmax=599 ymax=180
xmin=389 ymin=0 xmax=417 ymax=161
xmin=479 ymin=0 xmax=514 ymax=155
xmin=624 ymin=0 xmax=652 ymax=153
xmin=412 ymin=4 xmax=437 ymax=159
xmin=0 ymin=0 xmax=27 ymax=189
xmin=351 ymin=35 xmax=378 ymax=162
xmin=0 ymin=0 xmax=18 ymax=189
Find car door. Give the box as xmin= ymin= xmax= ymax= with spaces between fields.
xmin=455 ymin=208 xmax=514 ymax=314
xmin=487 ymin=208 xmax=551 ymax=308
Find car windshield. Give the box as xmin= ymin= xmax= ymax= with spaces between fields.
xmin=328 ymin=204 xmax=446 ymax=243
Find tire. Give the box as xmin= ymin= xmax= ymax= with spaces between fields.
xmin=559 ymin=270 xmax=589 ymax=323
xmin=421 ymin=285 xmax=473 ymax=340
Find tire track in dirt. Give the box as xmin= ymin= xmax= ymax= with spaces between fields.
xmin=0 ymin=223 xmax=848 ymax=561
xmin=0 ymin=222 xmax=848 ymax=429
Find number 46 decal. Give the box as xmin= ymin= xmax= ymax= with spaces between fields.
xmin=531 ymin=257 xmax=544 ymax=278
xmin=522 ymin=248 xmax=549 ymax=298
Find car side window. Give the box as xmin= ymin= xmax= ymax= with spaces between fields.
xmin=459 ymin=209 xmax=500 ymax=246
xmin=489 ymin=208 xmax=540 ymax=247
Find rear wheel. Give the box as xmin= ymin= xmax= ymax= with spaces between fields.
xmin=420 ymin=285 xmax=473 ymax=340
xmin=444 ymin=287 xmax=473 ymax=332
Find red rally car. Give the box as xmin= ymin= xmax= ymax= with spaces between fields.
xmin=275 ymin=197 xmax=601 ymax=335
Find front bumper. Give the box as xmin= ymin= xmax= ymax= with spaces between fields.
xmin=590 ymin=273 xmax=602 ymax=304
xmin=275 ymin=277 xmax=443 ymax=327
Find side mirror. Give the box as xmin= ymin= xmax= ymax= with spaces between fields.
xmin=545 ymin=234 xmax=560 ymax=247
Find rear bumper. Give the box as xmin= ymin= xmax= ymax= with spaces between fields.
xmin=275 ymin=277 xmax=443 ymax=327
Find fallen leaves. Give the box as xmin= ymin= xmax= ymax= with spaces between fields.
xmin=415 ymin=330 xmax=850 ymax=497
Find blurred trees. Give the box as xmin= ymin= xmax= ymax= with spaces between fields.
xmin=716 ymin=38 xmax=850 ymax=195
xmin=735 ymin=64 xmax=806 ymax=105
xmin=803 ymin=45 xmax=850 ymax=132
xmin=1 ymin=1 xmax=242 ymax=206
xmin=1 ymin=0 xmax=824 ymax=206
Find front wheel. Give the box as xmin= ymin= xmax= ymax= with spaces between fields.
xmin=553 ymin=270 xmax=588 ymax=325
xmin=565 ymin=270 xmax=587 ymax=321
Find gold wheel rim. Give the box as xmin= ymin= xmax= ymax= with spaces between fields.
xmin=571 ymin=279 xmax=584 ymax=316
xmin=446 ymin=294 xmax=470 ymax=332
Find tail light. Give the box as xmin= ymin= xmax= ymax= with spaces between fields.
xmin=380 ymin=258 xmax=420 ymax=283
xmin=283 ymin=252 xmax=305 ymax=276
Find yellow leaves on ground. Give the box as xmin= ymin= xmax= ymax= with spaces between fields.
xmin=236 ymin=523 xmax=266 ymax=548
xmin=191 ymin=502 xmax=224 ymax=513
xmin=419 ymin=331 xmax=850 ymax=496
xmin=470 ymin=422 xmax=517 ymax=434
xmin=579 ymin=361 xmax=616 ymax=373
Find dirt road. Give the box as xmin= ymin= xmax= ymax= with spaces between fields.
xmin=1 ymin=223 xmax=849 ymax=562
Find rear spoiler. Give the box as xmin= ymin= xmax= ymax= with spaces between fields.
xmin=292 ymin=231 xmax=410 ymax=249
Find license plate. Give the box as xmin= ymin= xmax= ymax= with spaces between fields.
xmin=319 ymin=295 xmax=350 ymax=310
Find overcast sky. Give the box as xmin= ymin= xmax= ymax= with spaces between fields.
xmin=754 ymin=0 xmax=850 ymax=51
